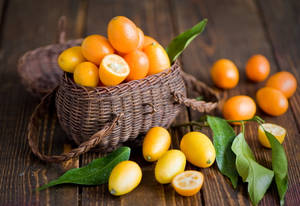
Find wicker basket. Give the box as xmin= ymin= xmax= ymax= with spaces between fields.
xmin=19 ymin=17 xmax=219 ymax=162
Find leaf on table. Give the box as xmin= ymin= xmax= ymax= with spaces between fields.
xmin=207 ymin=116 xmax=238 ymax=188
xmin=166 ymin=19 xmax=207 ymax=63
xmin=264 ymin=130 xmax=288 ymax=206
xmin=38 ymin=146 xmax=131 ymax=191
xmin=231 ymin=133 xmax=274 ymax=206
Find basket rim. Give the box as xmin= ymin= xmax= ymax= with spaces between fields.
xmin=61 ymin=60 xmax=181 ymax=96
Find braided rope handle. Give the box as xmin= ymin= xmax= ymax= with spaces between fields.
xmin=173 ymin=71 xmax=219 ymax=113
xmin=27 ymin=89 xmax=123 ymax=162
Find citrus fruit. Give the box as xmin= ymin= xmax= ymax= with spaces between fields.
xmin=210 ymin=59 xmax=239 ymax=89
xmin=124 ymin=50 xmax=149 ymax=81
xmin=222 ymin=95 xmax=256 ymax=124
xmin=108 ymin=161 xmax=142 ymax=196
xmin=142 ymin=127 xmax=171 ymax=162
xmin=266 ymin=71 xmax=297 ymax=98
xmin=172 ymin=170 xmax=204 ymax=196
xmin=246 ymin=54 xmax=270 ymax=82
xmin=107 ymin=16 xmax=139 ymax=53
xmin=137 ymin=27 xmax=144 ymax=49
xmin=258 ymin=123 xmax=287 ymax=148
xmin=155 ymin=150 xmax=186 ymax=184
xmin=143 ymin=35 xmax=158 ymax=48
xmin=180 ymin=132 xmax=215 ymax=168
xmin=256 ymin=87 xmax=288 ymax=116
xmin=99 ymin=54 xmax=130 ymax=86
xmin=81 ymin=35 xmax=114 ymax=65
xmin=143 ymin=42 xmax=170 ymax=75
xmin=58 ymin=46 xmax=85 ymax=73
xmin=73 ymin=62 xmax=99 ymax=87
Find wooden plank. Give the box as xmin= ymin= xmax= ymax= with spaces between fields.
xmin=254 ymin=0 xmax=300 ymax=205
xmin=172 ymin=0 xmax=300 ymax=205
xmin=0 ymin=0 xmax=84 ymax=205
xmin=80 ymin=0 xmax=195 ymax=205
xmin=0 ymin=0 xmax=7 ymax=29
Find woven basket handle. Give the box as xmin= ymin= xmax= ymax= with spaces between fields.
xmin=57 ymin=16 xmax=67 ymax=44
xmin=173 ymin=71 xmax=219 ymax=113
xmin=27 ymin=89 xmax=123 ymax=162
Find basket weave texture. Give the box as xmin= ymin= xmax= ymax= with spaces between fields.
xmin=56 ymin=61 xmax=186 ymax=152
xmin=18 ymin=39 xmax=82 ymax=97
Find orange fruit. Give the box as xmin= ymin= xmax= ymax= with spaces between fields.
xmin=256 ymin=87 xmax=288 ymax=116
xmin=124 ymin=50 xmax=149 ymax=81
xmin=258 ymin=123 xmax=286 ymax=148
xmin=108 ymin=161 xmax=142 ymax=196
xmin=155 ymin=150 xmax=186 ymax=184
xmin=58 ymin=46 xmax=85 ymax=73
xmin=143 ymin=43 xmax=170 ymax=75
xmin=223 ymin=95 xmax=256 ymax=123
xmin=210 ymin=59 xmax=239 ymax=89
xmin=180 ymin=132 xmax=215 ymax=168
xmin=81 ymin=35 xmax=114 ymax=65
xmin=99 ymin=54 xmax=130 ymax=86
xmin=246 ymin=54 xmax=270 ymax=82
xmin=107 ymin=16 xmax=139 ymax=53
xmin=266 ymin=71 xmax=297 ymax=98
xmin=143 ymin=35 xmax=158 ymax=48
xmin=137 ymin=27 xmax=144 ymax=50
xmin=172 ymin=170 xmax=204 ymax=196
xmin=142 ymin=127 xmax=171 ymax=162
xmin=73 ymin=62 xmax=99 ymax=87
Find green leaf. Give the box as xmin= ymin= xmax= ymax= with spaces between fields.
xmin=264 ymin=130 xmax=288 ymax=206
xmin=38 ymin=147 xmax=131 ymax=191
xmin=166 ymin=19 xmax=207 ymax=63
xmin=231 ymin=133 xmax=274 ymax=206
xmin=207 ymin=116 xmax=238 ymax=188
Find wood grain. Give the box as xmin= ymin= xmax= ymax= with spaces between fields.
xmin=255 ymin=0 xmax=300 ymax=205
xmin=0 ymin=0 xmax=82 ymax=205
xmin=172 ymin=0 xmax=300 ymax=205
xmin=0 ymin=0 xmax=299 ymax=205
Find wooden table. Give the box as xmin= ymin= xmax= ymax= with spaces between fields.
xmin=0 ymin=0 xmax=299 ymax=205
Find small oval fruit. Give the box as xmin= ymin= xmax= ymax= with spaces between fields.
xmin=155 ymin=150 xmax=186 ymax=184
xmin=108 ymin=16 xmax=139 ymax=53
xmin=143 ymin=42 xmax=171 ymax=75
xmin=180 ymin=132 xmax=215 ymax=168
xmin=108 ymin=161 xmax=142 ymax=196
xmin=73 ymin=62 xmax=99 ymax=87
xmin=266 ymin=71 xmax=297 ymax=98
xmin=143 ymin=35 xmax=158 ymax=48
xmin=81 ymin=35 xmax=114 ymax=65
xmin=210 ymin=59 xmax=239 ymax=89
xmin=136 ymin=27 xmax=145 ymax=50
xmin=172 ymin=170 xmax=204 ymax=196
xmin=124 ymin=50 xmax=149 ymax=81
xmin=58 ymin=46 xmax=85 ymax=73
xmin=246 ymin=54 xmax=270 ymax=82
xmin=99 ymin=54 xmax=130 ymax=86
xmin=258 ymin=123 xmax=286 ymax=148
xmin=142 ymin=127 xmax=171 ymax=162
xmin=256 ymin=87 xmax=288 ymax=116
xmin=222 ymin=95 xmax=256 ymax=123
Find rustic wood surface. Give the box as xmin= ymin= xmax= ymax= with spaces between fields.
xmin=0 ymin=0 xmax=299 ymax=205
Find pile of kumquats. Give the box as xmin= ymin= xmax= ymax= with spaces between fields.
xmin=57 ymin=16 xmax=170 ymax=87
xmin=211 ymin=56 xmax=297 ymax=147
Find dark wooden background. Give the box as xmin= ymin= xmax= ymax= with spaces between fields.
xmin=0 ymin=0 xmax=299 ymax=205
